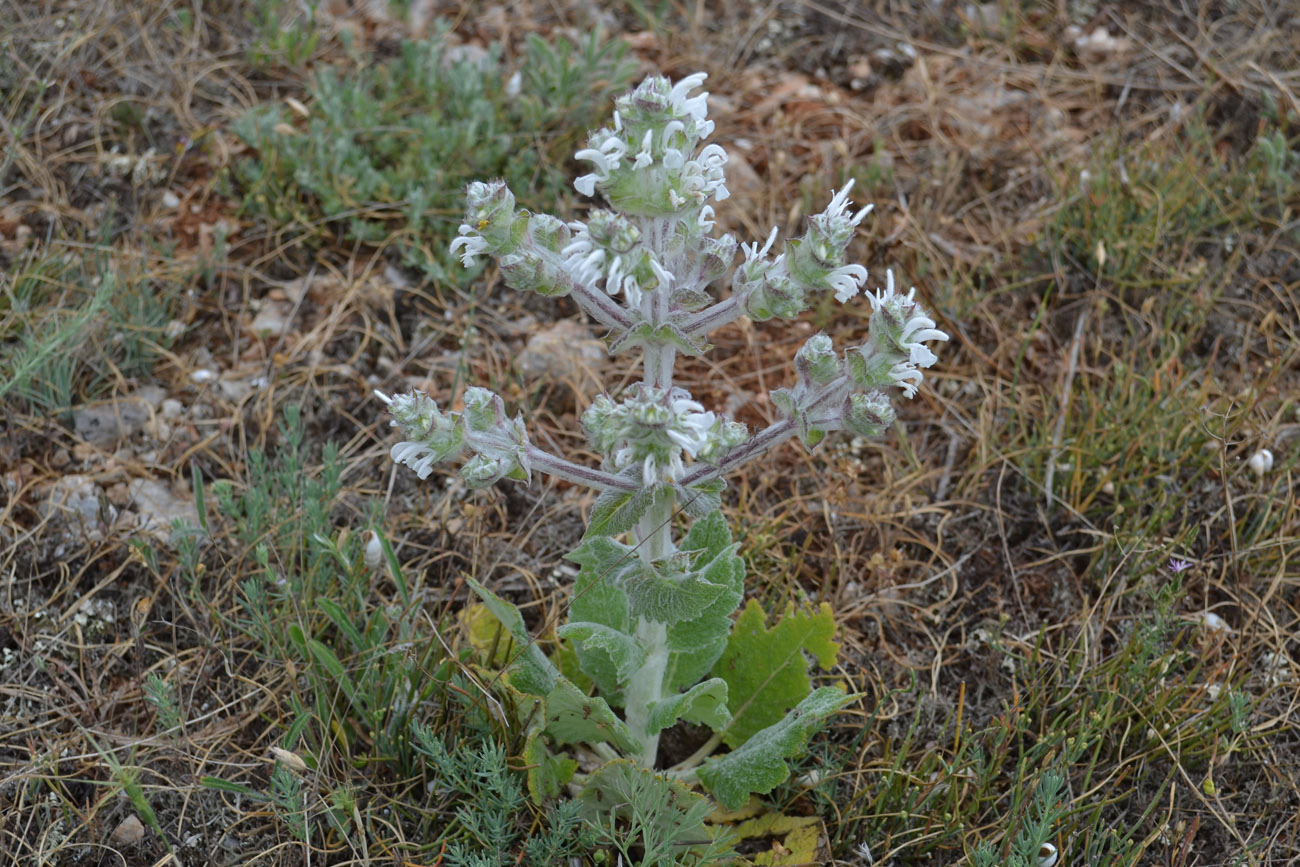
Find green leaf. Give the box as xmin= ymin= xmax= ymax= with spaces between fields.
xmin=713 ymin=599 xmax=839 ymax=747
xmin=698 ymin=687 xmax=854 ymax=810
xmin=663 ymin=512 xmax=745 ymax=691
xmin=646 ymin=677 xmax=731 ymax=735
xmin=522 ymin=730 xmax=577 ymax=803
xmin=624 ymin=568 xmax=730 ymax=625
xmin=465 ymin=577 xmax=557 ymax=696
xmin=586 ymin=482 xmax=671 ymax=539
xmin=543 ymin=677 xmax=638 ymax=754
xmin=201 ymin=776 xmax=265 ymax=799
xmin=557 ymin=622 xmax=645 ymax=687
xmin=673 ymin=478 xmax=725 ymax=519
xmin=679 ymin=509 xmax=733 ymax=557
xmin=566 ymin=536 xmax=636 ymax=691
xmin=306 ymin=639 xmax=358 ymax=707
xmin=567 ymin=536 xmax=638 ymax=630
xmin=317 ymin=597 xmax=366 ymax=653
xmin=608 ymin=320 xmax=708 ymax=357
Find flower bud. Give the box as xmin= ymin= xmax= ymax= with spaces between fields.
xmin=461 ymin=454 xmax=516 ymax=489
xmin=794 ymin=334 xmax=842 ymax=386
xmin=844 ymin=391 xmax=895 ymax=438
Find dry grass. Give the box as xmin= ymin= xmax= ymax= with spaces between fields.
xmin=2 ymin=0 xmax=1298 ymax=864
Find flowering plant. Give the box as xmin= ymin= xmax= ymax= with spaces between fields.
xmin=378 ymin=73 xmax=946 ymax=821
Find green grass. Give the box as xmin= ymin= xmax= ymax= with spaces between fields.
xmin=230 ymin=23 xmax=634 ymax=280
xmin=817 ymin=563 xmax=1275 ymax=864
xmin=0 ymin=241 xmax=185 ymax=414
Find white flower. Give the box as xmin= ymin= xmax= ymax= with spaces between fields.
xmin=826 ymin=262 xmax=867 ymax=303
xmin=574 ymin=132 xmax=628 ymax=197
xmin=869 ymin=270 xmax=949 ymax=368
xmin=633 ymin=129 xmax=654 ymax=169
xmin=449 ymin=225 xmax=488 ymax=266
xmin=742 ymin=226 xmax=780 ymax=263
xmin=390 ymin=441 xmax=440 ymax=480
xmin=668 ymin=72 xmax=710 ymax=124
xmin=682 ymin=143 xmax=729 ymax=203
xmin=824 ymin=179 xmax=873 ymax=228
xmin=887 ymin=361 xmax=926 ymax=398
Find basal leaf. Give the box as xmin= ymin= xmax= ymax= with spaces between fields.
xmin=725 ymin=812 xmax=821 ymax=867
xmin=698 ymin=687 xmax=853 ymax=810
xmin=465 ymin=577 xmax=556 ymax=696
xmin=523 ymin=729 xmax=577 ymax=803
xmin=646 ymin=677 xmax=731 ymax=735
xmin=713 ymin=598 xmax=839 ymax=747
xmin=543 ymin=676 xmax=638 ymax=754
xmin=461 ymin=602 xmax=519 ymax=669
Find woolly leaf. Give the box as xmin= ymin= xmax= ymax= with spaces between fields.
xmin=713 ymin=598 xmax=839 ymax=747
xmin=673 ymin=477 xmax=726 ymax=519
xmin=523 ymin=730 xmax=577 ymax=803
xmin=567 ymin=535 xmax=637 ymax=629
xmin=557 ymin=621 xmax=645 ymax=692
xmin=663 ymin=511 xmax=745 ymax=691
xmin=586 ymin=482 xmax=671 ymax=539
xmin=698 ymin=687 xmax=853 ymax=810
xmin=679 ymin=508 xmax=732 ymax=557
xmin=646 ymin=677 xmax=731 ymax=735
xmin=566 ymin=536 xmax=636 ymax=695
xmin=543 ymin=676 xmax=638 ymax=754
xmin=624 ymin=568 xmax=730 ymax=625
xmin=465 ymin=577 xmax=556 ymax=696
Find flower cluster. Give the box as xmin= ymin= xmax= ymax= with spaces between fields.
xmin=376 ymin=387 xmax=529 ymax=488
xmin=387 ymin=72 xmax=948 ymax=497
xmin=583 ymin=385 xmax=748 ymax=487
xmin=574 ymin=73 xmax=729 ymax=216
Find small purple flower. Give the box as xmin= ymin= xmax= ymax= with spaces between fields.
xmin=1168 ymin=557 xmax=1194 ymax=573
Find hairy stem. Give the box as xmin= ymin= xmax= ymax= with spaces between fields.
xmin=525 ymin=445 xmax=638 ymax=492
xmin=622 ymin=617 xmax=669 ymax=766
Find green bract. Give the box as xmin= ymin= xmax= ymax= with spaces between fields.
xmin=378 ymin=72 xmax=948 ymax=825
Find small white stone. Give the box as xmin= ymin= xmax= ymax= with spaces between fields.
xmin=190 ymin=368 xmax=218 ymax=384
xmin=109 ymin=814 xmax=145 ymax=846
xmin=1248 ymin=449 xmax=1274 ymax=477
xmin=161 ymin=191 xmax=180 ymax=209
xmin=1199 ymin=611 xmax=1231 ymax=633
